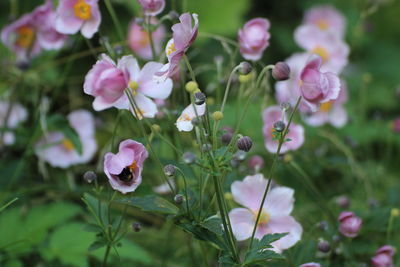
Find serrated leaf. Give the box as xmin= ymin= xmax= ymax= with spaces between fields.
xmin=118 ymin=195 xmax=179 ymax=215
xmin=202 ymin=216 xmax=223 ymax=235
xmin=253 ymin=233 xmax=288 ymax=251
xmin=244 ymin=249 xmax=285 ymax=266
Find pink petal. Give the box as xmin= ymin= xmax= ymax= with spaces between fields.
xmin=229 ymin=208 xmax=255 ymax=241
xmin=131 ymin=93 xmax=158 ymax=119
xmin=268 ymin=215 xmax=303 ymax=252
xmin=80 ymin=1 xmax=101 ymax=38
xmin=264 ymin=187 xmax=294 ymax=217
xmin=231 ymin=174 xmax=268 ymax=212
xmin=55 ymin=0 xmax=84 ymax=35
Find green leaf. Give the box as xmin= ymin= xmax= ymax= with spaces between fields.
xmin=88 ymin=240 xmax=106 ymax=251
xmin=82 ymin=193 xmax=109 ymax=225
xmin=201 ymin=216 xmax=223 ymax=236
xmin=252 ymin=233 xmax=288 ymax=251
xmin=118 ymin=195 xmax=179 ymax=215
xmin=178 ymin=222 xmax=228 ymax=251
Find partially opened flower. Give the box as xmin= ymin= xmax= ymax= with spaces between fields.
xmin=138 ymin=0 xmax=165 ymax=16
xmin=176 ymin=103 xmax=206 ymax=132
xmin=156 ymin=13 xmax=198 ymax=79
xmin=371 ymin=245 xmax=396 ymax=267
xmin=55 ymin=0 xmax=101 ymax=39
xmin=128 ymin=19 xmax=165 ymax=60
xmin=35 ymin=110 xmax=97 ymax=168
xmin=294 ymin=25 xmax=349 ymax=73
xmin=228 ymin=174 xmax=303 ymax=252
xmin=0 ymin=101 xmax=27 ymax=145
xmin=299 ymin=55 xmax=341 ymax=112
xmin=104 ymin=139 xmax=148 ymax=194
xmin=262 ymin=106 xmax=304 ymax=154
xmin=238 ymin=18 xmax=270 ymax=61
xmin=338 ymin=211 xmax=362 ymax=238
xmin=303 ymin=5 xmax=346 ymax=37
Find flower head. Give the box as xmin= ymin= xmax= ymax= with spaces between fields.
xmin=104 ymin=139 xmax=148 ymax=194
xmin=238 ymin=18 xmax=270 ymax=61
xmin=303 ymin=5 xmax=346 ymax=37
xmin=137 ymin=0 xmax=165 ymax=16
xmin=0 ymin=101 xmax=27 ymax=145
xmin=338 ymin=211 xmax=362 ymax=238
xmin=371 ymin=245 xmax=396 ymax=267
xmin=176 ymin=103 xmax=206 ymax=132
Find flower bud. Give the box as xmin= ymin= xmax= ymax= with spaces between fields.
xmin=317 ymin=240 xmax=331 ymax=253
xmin=138 ymin=0 xmax=165 ymax=16
xmin=113 ymin=44 xmax=124 ymax=55
xmin=163 ymin=164 xmax=176 ymax=177
xmin=317 ymin=221 xmax=328 ymax=231
xmin=194 ymin=92 xmax=206 ymax=105
xmin=182 ymin=152 xmax=196 ymax=164
xmin=212 ymin=111 xmax=223 ymax=121
xmin=272 ymin=62 xmax=290 ymax=81
xmin=248 ymin=155 xmax=264 ymax=171
xmin=132 ymin=222 xmax=141 ymax=232
xmin=338 ymin=211 xmax=362 ymax=238
xmin=238 ymin=73 xmax=253 ymax=83
xmin=233 ymin=150 xmax=247 ymax=162
xmin=391 ymin=208 xmax=400 ymax=217
xmin=174 ymin=194 xmax=184 ymax=205
xmin=237 ymin=136 xmax=252 ymax=152
xmin=221 ymin=132 xmax=233 ymax=145
xmin=185 ymin=81 xmax=198 ymax=93
xmin=239 ymin=61 xmax=252 ymax=75
xmin=151 ymin=124 xmax=161 ymax=133
xmin=202 ymin=143 xmax=212 ymax=152
xmin=83 ymin=171 xmax=97 ymax=183
xmin=335 ymin=195 xmax=350 ymax=209
xmin=280 ymin=102 xmax=291 ymax=111
xmin=273 ymin=121 xmax=285 ymax=132
xmin=371 ymin=245 xmax=396 ymax=267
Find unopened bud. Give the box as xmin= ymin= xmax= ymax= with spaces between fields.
xmin=318 ymin=221 xmax=328 ymax=231
xmin=237 ymin=136 xmax=252 ymax=152
xmin=174 ymin=194 xmax=184 ymax=204
xmin=391 ymin=208 xmax=400 ymax=217
xmin=182 ymin=152 xmax=196 ymax=164
xmin=83 ymin=171 xmax=97 ymax=183
xmin=221 ymin=132 xmax=233 ymax=145
xmin=132 ymin=222 xmax=141 ymax=232
xmin=272 ymin=62 xmax=290 ymax=81
xmin=185 ymin=81 xmax=198 ymax=93
xmin=202 ymin=143 xmax=212 ymax=152
xmin=163 ymin=164 xmax=176 ymax=177
xmin=336 ymin=195 xmax=350 ymax=208
xmin=151 ymin=124 xmax=161 ymax=133
xmin=280 ymin=102 xmax=291 ymax=111
xmin=273 ymin=121 xmax=286 ymax=132
xmin=239 ymin=62 xmax=252 ymax=75
xmin=317 ymin=240 xmax=331 ymax=253
xmin=248 ymin=155 xmax=264 ymax=171
xmin=194 ymin=92 xmax=206 ymax=105
xmin=212 ymin=111 xmax=223 ymax=121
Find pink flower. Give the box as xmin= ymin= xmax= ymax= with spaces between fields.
xmin=1 ymin=0 xmax=67 ymax=60
xmin=303 ymin=5 xmax=346 ymax=37
xmin=299 ymin=55 xmax=341 ymax=112
xmin=294 ymin=25 xmax=349 ymax=73
xmin=137 ymin=0 xmax=165 ymax=16
xmin=176 ymin=103 xmax=206 ymax=132
xmin=300 ymin=263 xmax=321 ymax=267
xmin=128 ymin=19 xmax=165 ymax=60
xmin=248 ymin=155 xmax=265 ymax=172
xmin=55 ymin=0 xmax=101 ymax=39
xmin=392 ymin=118 xmax=400 ymax=133
xmin=153 ymin=178 xmax=176 ymax=194
xmin=228 ymin=174 xmax=302 ymax=252
xmin=371 ymin=245 xmax=396 ymax=267
xmin=104 ymin=139 xmax=148 ymax=194
xmin=262 ymin=106 xmax=304 ymax=154
xmin=238 ymin=18 xmax=270 ymax=61
xmin=0 ymin=101 xmax=27 ymax=146
xmin=338 ymin=211 xmax=362 ymax=238
xmin=156 ymin=13 xmax=198 ymax=79
xmin=35 ymin=110 xmax=97 ymax=168
xmin=84 ymin=54 xmax=173 ymax=118
xmin=302 ymin=79 xmax=348 ymax=127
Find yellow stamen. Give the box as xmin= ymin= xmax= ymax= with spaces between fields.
xmin=74 ymin=0 xmax=91 ymax=20
xmin=129 ymin=160 xmax=138 ymax=172
xmin=167 ymin=42 xmax=176 ymax=56
xmin=178 ymin=113 xmax=191 ymax=122
xmin=62 ymin=139 xmax=74 ymax=151
xmin=316 ymin=20 xmax=329 ymax=30
xmin=312 ymin=46 xmax=329 ymax=62
xmin=320 ymin=101 xmax=332 ymax=112
xmin=15 ymin=26 xmax=35 ymax=48
xmin=254 ymin=210 xmax=271 ymax=225
xmin=133 ymin=107 xmax=145 ymax=120
xmin=128 ymin=81 xmax=139 ymax=96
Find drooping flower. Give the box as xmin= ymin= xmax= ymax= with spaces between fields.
xmin=176 ymin=103 xmax=206 ymax=132
xmin=137 ymin=0 xmax=165 ymax=16
xmin=303 ymin=5 xmax=346 ymax=37
xmin=55 ymin=0 xmax=101 ymax=39
xmin=294 ymin=25 xmax=349 ymax=73
xmin=156 ymin=13 xmax=198 ymax=79
xmin=104 ymin=139 xmax=148 ymax=194
xmin=371 ymin=245 xmax=396 ymax=267
xmin=302 ymin=79 xmax=348 ymax=127
xmin=35 ymin=110 xmax=97 ymax=168
xmin=299 ymin=54 xmax=341 ymax=112
xmin=238 ymin=18 xmax=270 ymax=61
xmin=262 ymin=106 xmax=304 ymax=154
xmin=0 ymin=101 xmax=27 ymax=145
xmin=228 ymin=174 xmax=303 ymax=252
xmin=128 ymin=19 xmax=166 ymax=60
xmin=84 ymin=54 xmax=173 ymax=118
xmin=299 ymin=263 xmax=321 ymax=267
xmin=338 ymin=211 xmax=362 ymax=238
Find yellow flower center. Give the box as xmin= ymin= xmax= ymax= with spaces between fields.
xmin=129 ymin=81 xmax=139 ymax=96
xmin=254 ymin=210 xmax=271 ymax=225
xmin=15 ymin=26 xmax=35 ymax=48
xmin=62 ymin=139 xmax=74 ymax=151
xmin=74 ymin=0 xmax=91 ymax=20
xmin=167 ymin=42 xmax=176 ymax=56
xmin=312 ymin=46 xmax=329 ymax=62
xmin=129 ymin=160 xmax=138 ymax=172
xmin=320 ymin=101 xmax=332 ymax=112
xmin=316 ymin=20 xmax=329 ymax=30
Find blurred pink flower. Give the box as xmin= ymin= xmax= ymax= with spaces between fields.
xmin=84 ymin=54 xmax=173 ymax=118
xmin=299 ymin=55 xmax=341 ymax=112
xmin=238 ymin=18 xmax=270 ymax=61
xmin=294 ymin=25 xmax=349 ymax=73
xmin=338 ymin=211 xmax=362 ymax=238
xmin=55 ymin=0 xmax=101 ymax=39
xmin=156 ymin=13 xmax=198 ymax=79
xmin=248 ymin=155 xmax=265 ymax=172
xmin=392 ymin=118 xmax=400 ymax=133
xmin=176 ymin=103 xmax=206 ymax=132
xmin=104 ymin=139 xmax=148 ymax=194
xmin=128 ymin=19 xmax=165 ymax=60
xmin=137 ymin=0 xmax=165 ymax=16
xmin=300 ymin=263 xmax=321 ymax=267
xmin=371 ymin=245 xmax=396 ymax=267
xmin=35 ymin=110 xmax=97 ymax=168
xmin=303 ymin=5 xmax=346 ymax=37
xmin=262 ymin=106 xmax=304 ymax=154
xmin=228 ymin=174 xmax=302 ymax=252
xmin=0 ymin=101 xmax=27 ymax=146
xmin=1 ymin=0 xmax=67 ymax=60
xmin=302 ymin=79 xmax=348 ymax=128
xmin=153 ymin=178 xmax=176 ymax=194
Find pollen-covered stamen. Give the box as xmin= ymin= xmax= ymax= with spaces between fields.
xmin=62 ymin=139 xmax=74 ymax=151
xmin=166 ymin=42 xmax=176 ymax=56
xmin=254 ymin=210 xmax=271 ymax=225
xmin=178 ymin=113 xmax=191 ymax=122
xmin=316 ymin=20 xmax=329 ymax=30
xmin=74 ymin=0 xmax=92 ymax=20
xmin=320 ymin=101 xmax=332 ymax=112
xmin=128 ymin=81 xmax=139 ymax=96
xmin=15 ymin=26 xmax=35 ymax=48
xmin=312 ymin=46 xmax=329 ymax=62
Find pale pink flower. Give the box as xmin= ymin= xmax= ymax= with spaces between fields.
xmin=303 ymin=5 xmax=346 ymax=37
xmin=0 ymin=101 xmax=27 ymax=146
xmin=128 ymin=19 xmax=166 ymax=60
xmin=248 ymin=155 xmax=265 ymax=172
xmin=294 ymin=25 xmax=349 ymax=73
xmin=156 ymin=13 xmax=198 ymax=79
xmin=137 ymin=0 xmax=165 ymax=16
xmin=262 ymin=106 xmax=304 ymax=154
xmin=392 ymin=118 xmax=400 ymax=133
xmin=238 ymin=18 xmax=270 ymax=61
xmin=302 ymin=79 xmax=348 ymax=128
xmin=84 ymin=54 xmax=173 ymax=118
xmin=300 ymin=263 xmax=321 ymax=267
xmin=338 ymin=211 xmax=362 ymax=238
xmin=55 ymin=0 xmax=101 ymax=39
xmin=299 ymin=55 xmax=341 ymax=112
xmin=104 ymin=139 xmax=148 ymax=194
xmin=371 ymin=245 xmax=396 ymax=267
xmin=35 ymin=110 xmax=97 ymax=168
xmin=153 ymin=178 xmax=176 ymax=194
xmin=229 ymin=174 xmax=303 ymax=252
xmin=176 ymin=103 xmax=206 ymax=132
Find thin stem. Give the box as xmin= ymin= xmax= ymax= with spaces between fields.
xmin=102 ymin=244 xmax=111 ymax=267
xmin=220 ymin=65 xmax=241 ymax=114
xmin=145 ymin=15 xmax=157 ymax=60
xmin=104 ymin=0 xmax=125 ymax=41
xmin=183 ymin=54 xmax=196 ymax=82
xmin=176 ymin=168 xmax=193 ymax=219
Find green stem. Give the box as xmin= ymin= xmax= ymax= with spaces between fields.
xmin=183 ymin=54 xmax=196 ymax=82
xmin=102 ymin=244 xmax=111 ymax=267
xmin=220 ymin=65 xmax=241 ymax=114
xmin=145 ymin=15 xmax=157 ymax=60
xmin=176 ymin=168 xmax=193 ymax=219
xmin=104 ymin=0 xmax=125 ymax=41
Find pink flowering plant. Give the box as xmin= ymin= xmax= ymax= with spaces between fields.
xmin=0 ymin=1 xmax=399 ymax=267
